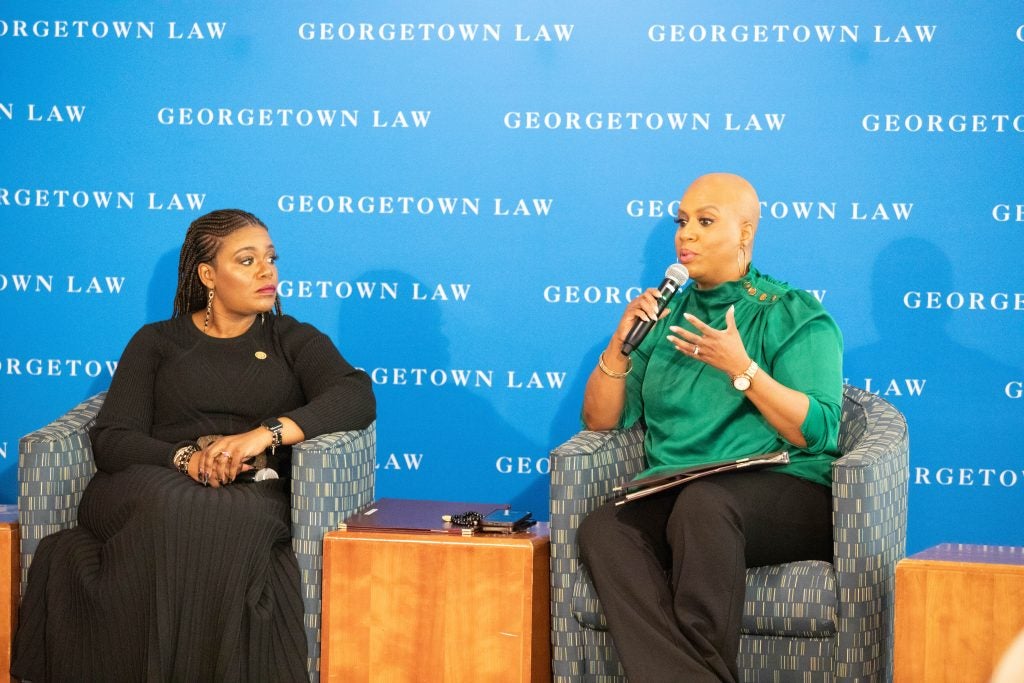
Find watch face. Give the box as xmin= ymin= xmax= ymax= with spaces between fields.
xmin=733 ymin=376 xmax=751 ymax=391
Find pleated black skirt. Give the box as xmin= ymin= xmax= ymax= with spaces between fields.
xmin=11 ymin=465 xmax=307 ymax=683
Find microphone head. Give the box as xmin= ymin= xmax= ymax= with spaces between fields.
xmin=664 ymin=263 xmax=689 ymax=285
xmin=254 ymin=468 xmax=279 ymax=482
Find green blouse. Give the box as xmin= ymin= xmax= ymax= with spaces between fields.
xmin=619 ymin=266 xmax=844 ymax=487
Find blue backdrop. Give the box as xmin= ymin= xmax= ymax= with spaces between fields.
xmin=2 ymin=2 xmax=1022 ymax=554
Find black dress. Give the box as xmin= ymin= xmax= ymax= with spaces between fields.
xmin=12 ymin=315 xmax=375 ymax=682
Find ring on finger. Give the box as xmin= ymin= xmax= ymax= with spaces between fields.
xmin=692 ymin=345 xmax=700 ymax=356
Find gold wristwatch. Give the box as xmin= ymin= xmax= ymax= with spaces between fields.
xmin=731 ymin=360 xmax=759 ymax=391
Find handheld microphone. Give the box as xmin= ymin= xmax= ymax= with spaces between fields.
xmin=254 ymin=467 xmax=279 ymax=482
xmin=620 ymin=263 xmax=689 ymax=356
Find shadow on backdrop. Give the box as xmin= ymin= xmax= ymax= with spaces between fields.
xmin=548 ymin=215 xmax=679 ymax=459
xmin=147 ymin=248 xmax=180 ymax=323
xmin=85 ymin=248 xmax=179 ymax=398
xmin=843 ymin=237 xmax=1022 ymax=552
xmin=338 ymin=269 xmax=547 ymax=515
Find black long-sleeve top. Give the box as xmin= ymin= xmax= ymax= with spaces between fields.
xmin=90 ymin=314 xmax=376 ymax=474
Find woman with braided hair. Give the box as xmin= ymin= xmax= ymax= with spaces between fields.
xmin=12 ymin=209 xmax=376 ymax=681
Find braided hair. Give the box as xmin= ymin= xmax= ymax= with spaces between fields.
xmin=172 ymin=209 xmax=283 ymax=318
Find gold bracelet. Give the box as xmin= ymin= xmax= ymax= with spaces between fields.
xmin=598 ymin=352 xmax=632 ymax=379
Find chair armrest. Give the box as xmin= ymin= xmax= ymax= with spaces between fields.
xmin=290 ymin=420 xmax=376 ymax=677
xmin=550 ymin=424 xmax=648 ymax=539
xmin=831 ymin=386 xmax=909 ymax=681
xmin=290 ymin=422 xmax=377 ymax=537
xmin=832 ymin=387 xmax=909 ymax=567
xmin=549 ymin=424 xmax=646 ymax=676
xmin=290 ymin=420 xmax=377 ymax=576
xmin=18 ymin=392 xmax=106 ymax=592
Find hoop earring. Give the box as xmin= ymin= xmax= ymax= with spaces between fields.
xmin=204 ymin=289 xmax=214 ymax=333
xmin=737 ymin=245 xmax=747 ymax=278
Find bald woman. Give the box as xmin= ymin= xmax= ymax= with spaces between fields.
xmin=579 ymin=173 xmax=844 ymax=682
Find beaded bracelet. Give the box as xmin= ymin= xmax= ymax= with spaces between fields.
xmin=172 ymin=443 xmax=199 ymax=475
xmin=598 ymin=352 xmax=632 ymax=379
xmin=447 ymin=511 xmax=484 ymax=528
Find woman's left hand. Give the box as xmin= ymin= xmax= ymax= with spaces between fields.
xmin=667 ymin=305 xmax=751 ymax=378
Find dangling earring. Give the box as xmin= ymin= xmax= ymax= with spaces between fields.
xmin=203 ymin=289 xmax=214 ymax=333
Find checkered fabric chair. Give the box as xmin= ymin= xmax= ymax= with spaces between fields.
xmin=17 ymin=392 xmax=376 ymax=683
xmin=549 ymin=384 xmax=909 ymax=682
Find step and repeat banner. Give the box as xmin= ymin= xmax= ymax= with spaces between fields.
xmin=2 ymin=2 xmax=1022 ymax=554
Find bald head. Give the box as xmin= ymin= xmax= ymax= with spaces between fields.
xmin=682 ymin=173 xmax=760 ymax=234
xmin=674 ymin=172 xmax=761 ymax=288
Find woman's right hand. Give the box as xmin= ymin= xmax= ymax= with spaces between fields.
xmin=612 ymin=287 xmax=670 ymax=349
xmin=583 ymin=287 xmax=667 ymax=430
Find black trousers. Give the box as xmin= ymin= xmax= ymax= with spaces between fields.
xmin=578 ymin=470 xmax=833 ymax=683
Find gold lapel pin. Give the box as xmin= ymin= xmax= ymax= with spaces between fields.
xmin=255 ymin=351 xmax=268 ymax=360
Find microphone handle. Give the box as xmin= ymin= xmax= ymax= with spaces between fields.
xmin=621 ymin=324 xmax=655 ymax=356
xmin=620 ymin=277 xmax=676 ymax=356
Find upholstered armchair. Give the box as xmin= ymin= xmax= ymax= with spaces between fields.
xmin=18 ymin=392 xmax=376 ymax=682
xmin=550 ymin=384 xmax=909 ymax=682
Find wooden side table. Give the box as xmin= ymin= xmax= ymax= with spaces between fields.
xmin=895 ymin=543 xmax=1024 ymax=683
xmin=0 ymin=512 xmax=20 ymax=678
xmin=321 ymin=521 xmax=550 ymax=683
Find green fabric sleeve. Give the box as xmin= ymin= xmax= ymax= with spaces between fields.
xmin=764 ymin=290 xmax=844 ymax=454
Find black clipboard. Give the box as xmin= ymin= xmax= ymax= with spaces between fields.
xmin=613 ymin=450 xmax=790 ymax=505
